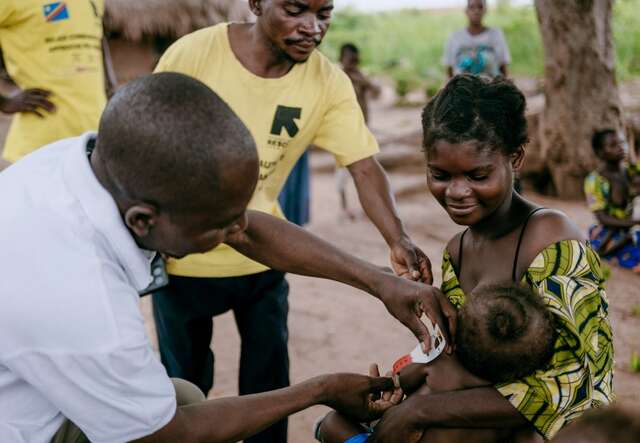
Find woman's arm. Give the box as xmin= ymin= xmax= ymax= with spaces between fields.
xmin=594 ymin=210 xmax=638 ymax=228
xmin=370 ymin=387 xmax=527 ymax=443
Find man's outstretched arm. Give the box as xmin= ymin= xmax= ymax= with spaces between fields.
xmin=135 ymin=373 xmax=394 ymax=443
xmin=348 ymin=157 xmax=432 ymax=283
xmin=225 ymin=211 xmax=457 ymax=352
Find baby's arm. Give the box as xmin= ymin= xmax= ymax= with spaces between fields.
xmin=399 ymin=352 xmax=489 ymax=395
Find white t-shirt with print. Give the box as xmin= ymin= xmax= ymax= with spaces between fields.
xmin=443 ymin=27 xmax=511 ymax=77
xmin=0 ymin=134 xmax=176 ymax=443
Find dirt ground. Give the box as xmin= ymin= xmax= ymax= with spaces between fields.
xmin=1 ymin=91 xmax=638 ymax=442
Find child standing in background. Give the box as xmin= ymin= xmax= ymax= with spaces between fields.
xmin=337 ymin=43 xmax=381 ymax=220
xmin=443 ymin=0 xmax=511 ymax=79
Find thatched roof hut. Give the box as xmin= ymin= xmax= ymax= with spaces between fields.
xmin=101 ymin=0 xmax=251 ymax=84
xmin=104 ymin=0 xmax=251 ymax=42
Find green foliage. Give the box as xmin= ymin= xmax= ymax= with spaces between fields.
xmin=322 ymin=1 xmax=640 ymax=93
xmin=631 ymin=304 xmax=640 ymax=317
xmin=631 ymin=352 xmax=640 ymax=373
xmin=614 ymin=0 xmax=640 ymax=78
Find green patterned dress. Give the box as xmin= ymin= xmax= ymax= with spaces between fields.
xmin=441 ymin=240 xmax=614 ymax=440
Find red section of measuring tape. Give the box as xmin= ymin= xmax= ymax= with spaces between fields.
xmin=392 ymin=354 xmax=412 ymax=374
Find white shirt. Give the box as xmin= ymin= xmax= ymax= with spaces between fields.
xmin=0 ymin=134 xmax=176 ymax=443
xmin=443 ymin=27 xmax=511 ymax=77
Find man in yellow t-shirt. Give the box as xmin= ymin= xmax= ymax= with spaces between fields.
xmin=153 ymin=2 xmax=431 ymax=442
xmin=0 ymin=0 xmax=114 ymax=168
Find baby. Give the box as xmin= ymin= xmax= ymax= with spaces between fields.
xmin=316 ymin=282 xmax=556 ymax=443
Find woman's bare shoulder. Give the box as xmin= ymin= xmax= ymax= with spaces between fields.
xmin=520 ymin=208 xmax=586 ymax=265
xmin=529 ymin=209 xmax=585 ymax=241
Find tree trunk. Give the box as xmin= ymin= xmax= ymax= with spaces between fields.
xmin=534 ymin=0 xmax=623 ymax=199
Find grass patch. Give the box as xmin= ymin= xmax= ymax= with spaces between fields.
xmin=631 ymin=352 xmax=640 ymax=373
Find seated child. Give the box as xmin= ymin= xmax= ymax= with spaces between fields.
xmin=631 ymin=174 xmax=640 ymax=238
xmin=315 ymin=282 xmax=556 ymax=443
xmin=584 ymin=129 xmax=640 ymax=272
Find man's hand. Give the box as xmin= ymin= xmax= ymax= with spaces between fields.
xmin=376 ymin=278 xmax=457 ymax=353
xmin=322 ymin=367 xmax=401 ymax=423
xmin=0 ymin=88 xmax=55 ymax=117
xmin=389 ymin=237 xmax=432 ymax=284
xmin=369 ymin=395 xmax=425 ymax=443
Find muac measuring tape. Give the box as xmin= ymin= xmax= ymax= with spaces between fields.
xmin=392 ymin=320 xmax=446 ymax=374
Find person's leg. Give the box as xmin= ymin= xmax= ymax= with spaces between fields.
xmin=51 ymin=420 xmax=90 ymax=443
xmin=234 ymin=270 xmax=290 ymax=443
xmin=335 ymin=166 xmax=355 ymax=220
xmin=172 ymin=377 xmax=206 ymax=405
xmin=278 ymin=151 xmax=311 ymax=226
xmin=315 ymin=411 xmax=371 ymax=443
xmin=152 ymin=275 xmax=240 ymax=394
xmin=50 ymin=378 xmax=204 ymax=443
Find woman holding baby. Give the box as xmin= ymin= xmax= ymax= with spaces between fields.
xmin=316 ymin=75 xmax=614 ymax=443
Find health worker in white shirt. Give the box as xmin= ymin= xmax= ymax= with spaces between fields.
xmin=0 ymin=72 xmax=453 ymax=443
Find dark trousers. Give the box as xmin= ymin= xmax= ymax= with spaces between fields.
xmin=152 ymin=270 xmax=290 ymax=443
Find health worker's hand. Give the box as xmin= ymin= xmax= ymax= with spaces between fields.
xmin=389 ymin=237 xmax=433 ymax=284
xmin=376 ymin=277 xmax=457 ymax=353
xmin=321 ymin=367 xmax=401 ymax=423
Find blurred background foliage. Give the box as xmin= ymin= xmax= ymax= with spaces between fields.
xmin=322 ymin=0 xmax=640 ymax=96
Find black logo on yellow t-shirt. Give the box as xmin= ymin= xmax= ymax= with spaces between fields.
xmin=270 ymin=106 xmax=301 ymax=137
xmin=89 ymin=0 xmax=100 ymax=17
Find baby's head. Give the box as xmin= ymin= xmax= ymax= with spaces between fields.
xmin=455 ymin=282 xmax=556 ymax=383
xmin=422 ymin=75 xmax=529 ymax=226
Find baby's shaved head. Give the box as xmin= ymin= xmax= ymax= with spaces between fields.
xmin=456 ymin=282 xmax=556 ymax=383
xmin=95 ymin=72 xmax=258 ymax=214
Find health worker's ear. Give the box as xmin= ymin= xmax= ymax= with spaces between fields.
xmin=124 ymin=204 xmax=159 ymax=238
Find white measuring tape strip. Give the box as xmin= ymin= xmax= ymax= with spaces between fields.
xmin=392 ymin=320 xmax=446 ymax=374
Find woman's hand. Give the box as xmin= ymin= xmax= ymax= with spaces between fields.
xmin=369 ymin=395 xmax=425 ymax=443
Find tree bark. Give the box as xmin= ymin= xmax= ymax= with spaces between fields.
xmin=534 ymin=0 xmax=623 ymax=199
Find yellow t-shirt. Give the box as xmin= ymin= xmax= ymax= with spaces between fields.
xmin=155 ymin=23 xmax=379 ymax=278
xmin=0 ymin=0 xmax=106 ymax=161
